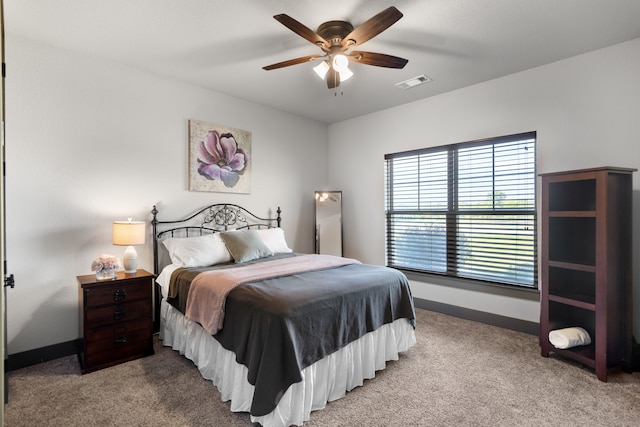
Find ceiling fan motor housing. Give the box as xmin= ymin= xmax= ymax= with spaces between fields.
xmin=316 ymin=20 xmax=355 ymax=48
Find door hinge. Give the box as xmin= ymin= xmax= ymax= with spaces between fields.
xmin=4 ymin=274 xmax=14 ymax=288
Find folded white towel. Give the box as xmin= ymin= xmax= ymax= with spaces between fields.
xmin=549 ymin=327 xmax=591 ymax=349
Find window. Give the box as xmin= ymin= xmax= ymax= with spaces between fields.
xmin=385 ymin=132 xmax=537 ymax=288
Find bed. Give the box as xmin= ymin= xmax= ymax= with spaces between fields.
xmin=152 ymin=203 xmax=416 ymax=426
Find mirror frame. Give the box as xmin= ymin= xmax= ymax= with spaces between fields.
xmin=314 ymin=191 xmax=343 ymax=256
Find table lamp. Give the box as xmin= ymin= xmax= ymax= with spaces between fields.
xmin=112 ymin=218 xmax=146 ymax=273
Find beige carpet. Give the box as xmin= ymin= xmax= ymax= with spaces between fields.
xmin=5 ymin=308 xmax=640 ymax=426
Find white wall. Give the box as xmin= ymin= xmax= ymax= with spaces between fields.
xmin=7 ymin=33 xmax=640 ymax=354
xmin=328 ymin=38 xmax=640 ymax=333
xmin=5 ymin=35 xmax=329 ymax=354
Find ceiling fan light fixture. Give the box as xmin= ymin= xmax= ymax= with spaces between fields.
xmin=314 ymin=59 xmax=352 ymax=83
xmin=338 ymin=67 xmax=353 ymax=82
xmin=332 ymin=54 xmax=349 ymax=72
xmin=313 ymin=61 xmax=330 ymax=79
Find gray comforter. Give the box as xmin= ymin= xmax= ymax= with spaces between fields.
xmin=167 ymin=253 xmax=416 ymax=416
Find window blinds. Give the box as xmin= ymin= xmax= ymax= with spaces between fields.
xmin=385 ymin=132 xmax=537 ymax=288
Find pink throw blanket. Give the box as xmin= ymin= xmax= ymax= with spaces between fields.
xmin=185 ymin=254 xmax=360 ymax=335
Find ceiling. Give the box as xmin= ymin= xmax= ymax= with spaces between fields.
xmin=6 ymin=0 xmax=640 ymax=124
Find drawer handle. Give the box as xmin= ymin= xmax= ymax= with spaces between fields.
xmin=114 ymin=289 xmax=127 ymax=301
xmin=113 ymin=307 xmax=126 ymax=320
xmin=115 ymin=335 xmax=128 ymax=344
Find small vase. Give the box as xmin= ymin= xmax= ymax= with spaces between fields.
xmin=96 ymin=267 xmax=117 ymax=281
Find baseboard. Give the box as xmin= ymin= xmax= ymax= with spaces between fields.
xmin=414 ymin=297 xmax=539 ymax=336
xmin=6 ymin=339 xmax=82 ymax=372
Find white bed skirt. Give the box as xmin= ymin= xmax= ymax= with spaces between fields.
xmin=159 ymin=299 xmax=416 ymax=427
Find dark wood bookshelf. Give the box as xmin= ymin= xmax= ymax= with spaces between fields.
xmin=539 ymin=166 xmax=636 ymax=381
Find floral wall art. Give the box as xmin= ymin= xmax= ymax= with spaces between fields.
xmin=189 ymin=119 xmax=252 ymax=193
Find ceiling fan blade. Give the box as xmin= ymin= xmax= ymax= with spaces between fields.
xmin=341 ymin=6 xmax=403 ymax=48
xmin=326 ymin=68 xmax=340 ymax=89
xmin=263 ymin=55 xmax=321 ymax=70
xmin=349 ymin=51 xmax=408 ymax=69
xmin=274 ymin=14 xmax=330 ymax=50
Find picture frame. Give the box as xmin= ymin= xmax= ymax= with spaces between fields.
xmin=188 ymin=119 xmax=252 ymax=193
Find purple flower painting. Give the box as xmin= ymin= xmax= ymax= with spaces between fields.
xmin=189 ymin=120 xmax=252 ymax=193
xmin=197 ymin=130 xmax=248 ymax=188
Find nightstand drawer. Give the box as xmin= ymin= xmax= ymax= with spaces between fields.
xmin=84 ymin=280 xmax=150 ymax=308
xmin=83 ymin=318 xmax=152 ymax=367
xmin=85 ymin=299 xmax=152 ymax=327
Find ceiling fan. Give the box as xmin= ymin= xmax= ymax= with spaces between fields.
xmin=263 ymin=6 xmax=408 ymax=89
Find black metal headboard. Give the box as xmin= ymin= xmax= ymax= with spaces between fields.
xmin=151 ymin=203 xmax=282 ymax=276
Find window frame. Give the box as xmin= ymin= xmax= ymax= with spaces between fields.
xmin=384 ymin=131 xmax=538 ymax=289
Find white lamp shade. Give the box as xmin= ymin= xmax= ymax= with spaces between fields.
xmin=339 ymin=67 xmax=353 ymax=82
xmin=332 ymin=54 xmax=349 ymax=72
xmin=112 ymin=220 xmax=146 ymax=246
xmin=313 ymin=61 xmax=330 ymax=79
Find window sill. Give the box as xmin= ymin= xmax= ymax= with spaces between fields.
xmin=399 ymin=269 xmax=540 ymax=301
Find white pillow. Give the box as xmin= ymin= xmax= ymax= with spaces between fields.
xmin=162 ymin=233 xmax=232 ymax=267
xmin=256 ymin=228 xmax=293 ymax=254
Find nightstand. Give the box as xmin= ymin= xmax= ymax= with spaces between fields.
xmin=77 ymin=269 xmax=155 ymax=374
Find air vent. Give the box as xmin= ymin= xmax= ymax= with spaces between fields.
xmin=395 ymin=74 xmax=432 ymax=90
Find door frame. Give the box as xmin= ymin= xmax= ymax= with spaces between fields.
xmin=1 ymin=0 xmax=7 ymax=417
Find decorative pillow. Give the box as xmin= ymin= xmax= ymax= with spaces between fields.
xmin=220 ymin=229 xmax=274 ymax=263
xmin=162 ymin=233 xmax=232 ymax=267
xmin=256 ymin=228 xmax=293 ymax=254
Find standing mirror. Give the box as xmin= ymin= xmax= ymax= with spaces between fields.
xmin=314 ymin=191 xmax=343 ymax=256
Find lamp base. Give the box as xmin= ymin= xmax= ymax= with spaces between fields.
xmin=122 ymin=245 xmax=138 ymax=274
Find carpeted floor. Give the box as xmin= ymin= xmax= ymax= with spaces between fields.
xmin=5 ymin=308 xmax=640 ymax=426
